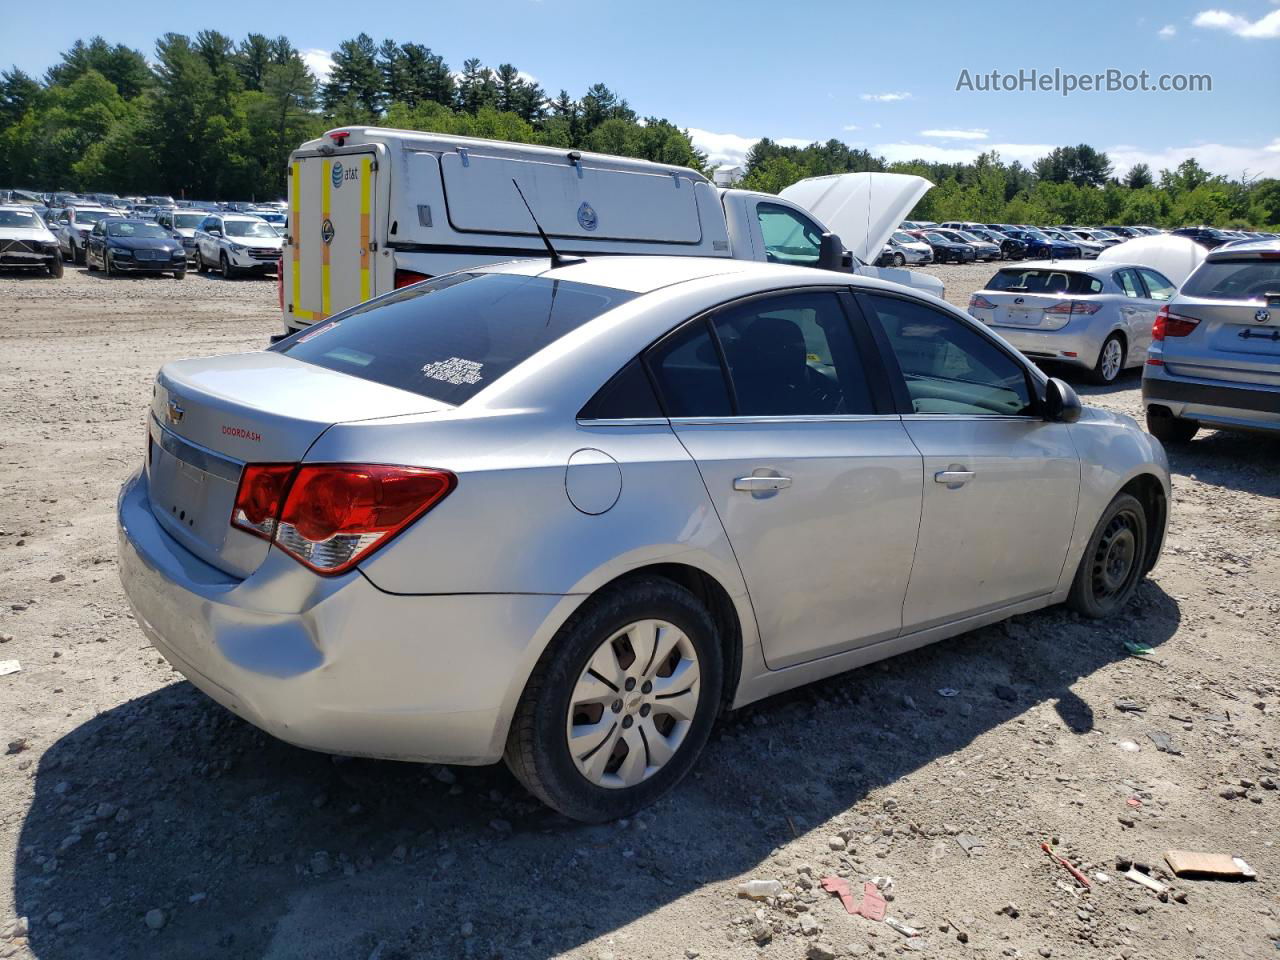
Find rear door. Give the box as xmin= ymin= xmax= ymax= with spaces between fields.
xmin=860 ymin=292 xmax=1080 ymax=631
xmin=1113 ymin=268 xmax=1158 ymax=355
xmin=286 ymin=149 xmax=379 ymax=325
xmin=646 ymin=288 xmax=923 ymax=669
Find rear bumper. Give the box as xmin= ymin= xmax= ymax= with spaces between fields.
xmin=116 ymin=468 xmax=562 ymax=764
xmin=984 ymin=323 xmax=1101 ymax=369
xmin=1143 ymin=367 xmax=1280 ymax=432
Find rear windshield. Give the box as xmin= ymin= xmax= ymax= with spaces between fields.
xmin=1182 ymin=259 xmax=1280 ymax=302
xmin=173 ymin=213 xmax=205 ymax=229
xmin=275 ymin=272 xmax=636 ymax=405
xmin=985 ymin=269 xmax=1103 ymax=295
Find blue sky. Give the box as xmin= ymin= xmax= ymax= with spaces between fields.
xmin=6 ymin=0 xmax=1279 ymax=176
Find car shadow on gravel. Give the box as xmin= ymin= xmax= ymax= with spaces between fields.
xmin=1163 ymin=429 xmax=1280 ymax=499
xmin=14 ymin=583 xmax=1179 ymax=960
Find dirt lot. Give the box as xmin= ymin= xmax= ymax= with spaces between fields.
xmin=1 ymin=262 xmax=1278 ymax=960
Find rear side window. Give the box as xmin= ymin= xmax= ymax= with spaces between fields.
xmin=985 ymin=269 xmax=1103 ymax=295
xmin=710 ymin=292 xmax=874 ymax=416
xmin=646 ymin=320 xmax=733 ymax=417
xmin=578 ymin=359 xmax=663 ymax=420
xmin=1182 ymin=259 xmax=1280 ymax=302
xmin=1137 ymin=268 xmax=1176 ymax=301
xmin=276 ymin=272 xmax=635 ymax=405
xmin=1115 ymin=269 xmax=1144 ymax=298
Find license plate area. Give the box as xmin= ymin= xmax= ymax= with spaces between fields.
xmin=1002 ymin=309 xmax=1042 ymax=327
xmin=147 ymin=417 xmax=244 ymax=562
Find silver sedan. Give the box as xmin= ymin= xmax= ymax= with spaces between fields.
xmin=967 ymin=261 xmax=1178 ymax=384
xmin=117 ymin=256 xmax=1170 ymax=821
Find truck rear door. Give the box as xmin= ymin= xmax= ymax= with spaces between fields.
xmin=285 ymin=149 xmax=380 ymax=327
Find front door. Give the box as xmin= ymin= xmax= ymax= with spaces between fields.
xmin=858 ymin=292 xmax=1081 ymax=632
xmin=645 ymin=289 xmax=923 ymax=669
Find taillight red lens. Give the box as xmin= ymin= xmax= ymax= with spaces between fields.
xmin=234 ymin=464 xmax=455 ymax=575
xmin=969 ymin=295 xmax=996 ymax=310
xmin=394 ymin=269 xmax=431 ymax=289
xmin=232 ymin=464 xmax=296 ymax=539
xmin=1152 ymin=305 xmax=1200 ymax=340
xmin=1045 ymin=300 xmax=1103 ymax=315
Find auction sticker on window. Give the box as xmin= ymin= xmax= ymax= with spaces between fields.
xmin=422 ymin=357 xmax=483 ymax=386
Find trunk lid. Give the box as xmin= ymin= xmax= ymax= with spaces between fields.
xmin=147 ymin=351 xmax=447 ymax=578
xmin=977 ymin=292 xmax=1075 ymax=330
xmin=1163 ymin=298 xmax=1280 ymax=386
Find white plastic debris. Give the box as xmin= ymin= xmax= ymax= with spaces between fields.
xmin=0 ymin=660 xmax=20 ymax=677
xmin=736 ymin=879 xmax=784 ymax=899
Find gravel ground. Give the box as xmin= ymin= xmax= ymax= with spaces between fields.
xmin=1 ymin=263 xmax=1279 ymax=960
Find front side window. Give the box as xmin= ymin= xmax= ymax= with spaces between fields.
xmin=864 ymin=294 xmax=1035 ymax=417
xmin=276 ymin=272 xmax=635 ymax=406
xmin=710 ymin=292 xmax=874 ymax=416
xmin=756 ymin=203 xmax=822 ymax=267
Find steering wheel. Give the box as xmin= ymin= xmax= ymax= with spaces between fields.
xmin=804 ymin=366 xmax=843 ymax=413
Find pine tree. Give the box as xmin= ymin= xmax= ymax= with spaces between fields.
xmin=323 ymin=33 xmax=382 ymax=117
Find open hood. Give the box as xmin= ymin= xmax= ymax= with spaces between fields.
xmin=780 ymin=172 xmax=934 ymax=264
xmin=1097 ymin=235 xmax=1207 ymax=289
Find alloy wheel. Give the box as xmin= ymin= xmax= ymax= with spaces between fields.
xmin=565 ymin=619 xmax=701 ymax=789
xmin=1100 ymin=338 xmax=1124 ymax=382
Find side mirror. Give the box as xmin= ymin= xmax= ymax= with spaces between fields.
xmin=1044 ymin=377 xmax=1082 ymax=423
xmin=817 ymin=232 xmax=846 ymax=271
xmin=208 ymin=228 xmax=222 ymax=237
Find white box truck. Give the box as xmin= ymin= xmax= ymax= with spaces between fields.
xmin=280 ymin=127 xmax=941 ymax=333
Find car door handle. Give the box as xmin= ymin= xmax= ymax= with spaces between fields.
xmin=934 ymin=470 xmax=975 ymax=486
xmin=733 ymin=476 xmax=792 ymax=492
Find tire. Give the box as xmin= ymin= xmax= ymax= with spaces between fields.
xmin=196 ymin=250 xmax=208 ymax=273
xmin=1146 ymin=409 xmax=1198 ymax=444
xmin=503 ymin=576 xmax=724 ymax=822
xmin=47 ymin=256 xmax=63 ymax=279
xmin=220 ymin=252 xmax=236 ymax=279
xmin=103 ymin=251 xmax=113 ymax=277
xmin=1090 ymin=334 xmax=1126 ymax=385
xmin=73 ymin=244 xmax=85 ymax=266
xmin=85 ymin=250 xmax=97 ymax=272
xmin=1067 ymin=492 xmax=1148 ymax=618
xmin=173 ymin=268 xmax=186 ymax=280
xmin=892 ymin=252 xmax=906 ymax=267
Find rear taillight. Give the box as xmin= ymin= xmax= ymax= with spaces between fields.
xmin=1152 ymin=305 xmax=1200 ymax=340
xmin=1045 ymin=300 xmax=1103 ymax=315
xmin=394 ymin=269 xmax=431 ymax=289
xmin=232 ymin=464 xmax=295 ymax=539
xmin=231 ymin=464 xmax=455 ymax=575
xmin=969 ymin=295 xmax=996 ymax=310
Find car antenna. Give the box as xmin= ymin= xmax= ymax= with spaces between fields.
xmin=511 ymin=179 xmax=584 ymax=270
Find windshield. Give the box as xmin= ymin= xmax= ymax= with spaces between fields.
xmin=1182 ymin=259 xmax=1280 ymax=302
xmin=225 ymin=220 xmax=278 ymax=238
xmin=74 ymin=210 xmax=111 ymax=225
xmin=276 ymin=272 xmax=637 ymax=405
xmin=985 ymin=269 xmax=1103 ymax=295
xmin=923 ymin=233 xmax=951 ymax=244
xmin=0 ymin=209 xmax=39 ymax=227
xmin=958 ymin=231 xmax=986 ymax=243
xmin=107 ymin=221 xmax=169 ymax=239
xmin=173 ymin=213 xmax=205 ymax=229
xmin=892 ymin=231 xmax=917 ymax=244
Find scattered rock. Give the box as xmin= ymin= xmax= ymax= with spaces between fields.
xmin=144 ymin=908 xmax=166 ymax=930
xmin=994 ymin=684 xmax=1017 ymax=702
xmin=807 ymin=941 xmax=839 ymax=960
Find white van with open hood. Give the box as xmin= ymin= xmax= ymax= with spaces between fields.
xmin=280 ymin=127 xmax=941 ymax=333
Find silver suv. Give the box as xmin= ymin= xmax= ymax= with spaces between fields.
xmin=1143 ymin=241 xmax=1280 ymax=441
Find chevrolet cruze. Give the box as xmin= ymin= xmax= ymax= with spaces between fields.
xmin=118 ymin=256 xmax=1170 ymax=821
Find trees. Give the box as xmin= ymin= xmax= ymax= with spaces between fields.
xmin=323 ymin=33 xmax=382 ymax=117
xmin=1033 ymin=145 xmax=1113 ymax=188
xmin=1124 ymin=163 xmax=1154 ymax=190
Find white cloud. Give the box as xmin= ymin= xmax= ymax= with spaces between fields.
xmin=1158 ymin=23 xmax=1178 ymax=37
xmin=871 ymin=139 xmax=1280 ymax=178
xmin=860 ymin=91 xmax=912 ymax=102
xmin=301 ymin=49 xmax=334 ymax=84
xmin=842 ymin=124 xmax=860 ymax=132
xmin=1192 ymin=7 xmax=1280 ymax=37
xmin=687 ymin=128 xmax=814 ymax=166
xmin=919 ymin=128 xmax=989 ymax=140
xmin=517 ymin=70 xmax=539 ymax=85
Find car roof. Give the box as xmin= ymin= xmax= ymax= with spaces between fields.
xmin=1205 ymin=239 xmax=1280 ymax=259
xmin=478 ymin=255 xmax=764 ymax=293
xmin=993 ymin=260 xmax=1104 ymax=274
xmin=219 ymin=213 xmax=268 ymax=221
